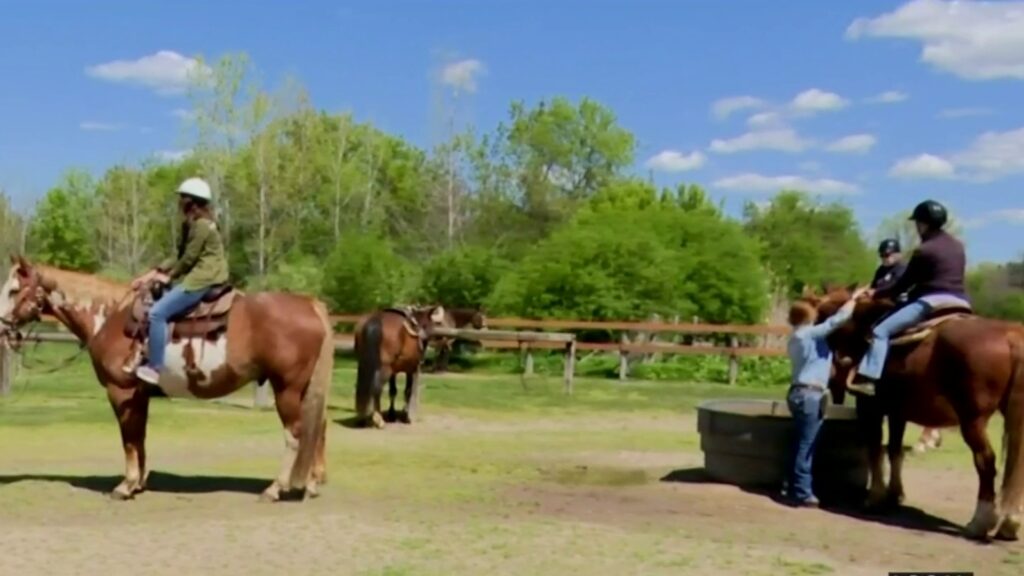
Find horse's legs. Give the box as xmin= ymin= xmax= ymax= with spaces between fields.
xmin=860 ymin=403 xmax=888 ymax=509
xmin=400 ymin=369 xmax=419 ymax=424
xmin=261 ymin=383 xmax=303 ymax=502
xmin=312 ymin=417 xmax=327 ymax=486
xmin=369 ymin=368 xmax=388 ymax=429
xmin=961 ymin=415 xmax=1000 ymax=539
xmin=886 ymin=416 xmax=907 ymax=506
xmin=107 ymin=384 xmax=150 ymax=500
xmin=385 ymin=375 xmax=398 ymax=423
xmin=913 ymin=427 xmax=943 ymax=454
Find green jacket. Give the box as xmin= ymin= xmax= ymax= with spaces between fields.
xmin=159 ymin=217 xmax=229 ymax=291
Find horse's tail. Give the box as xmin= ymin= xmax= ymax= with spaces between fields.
xmin=355 ymin=313 xmax=383 ymax=421
xmin=1000 ymin=327 xmax=1024 ymax=514
xmin=290 ymin=299 xmax=333 ymax=490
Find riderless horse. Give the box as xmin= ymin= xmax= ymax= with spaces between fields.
xmin=430 ymin=307 xmax=487 ymax=372
xmin=0 ymin=256 xmax=333 ymax=502
xmin=353 ymin=306 xmax=446 ymax=427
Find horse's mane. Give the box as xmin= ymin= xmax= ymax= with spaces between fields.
xmin=36 ymin=265 xmax=131 ymax=310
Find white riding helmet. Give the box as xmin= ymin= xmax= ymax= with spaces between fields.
xmin=177 ymin=177 xmax=212 ymax=201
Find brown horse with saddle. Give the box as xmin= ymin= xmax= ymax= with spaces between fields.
xmin=0 ymin=256 xmax=333 ymax=503
xmin=353 ymin=306 xmax=447 ymax=428
xmin=808 ymin=282 xmax=1024 ymax=541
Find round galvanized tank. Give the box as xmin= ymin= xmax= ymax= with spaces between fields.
xmin=696 ymin=399 xmax=869 ymax=502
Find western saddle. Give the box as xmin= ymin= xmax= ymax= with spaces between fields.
xmin=383 ymin=305 xmax=445 ymax=352
xmin=122 ymin=282 xmax=240 ymax=373
xmin=889 ymin=300 xmax=974 ymax=347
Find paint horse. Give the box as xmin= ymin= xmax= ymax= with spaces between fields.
xmin=353 ymin=306 xmax=445 ymax=428
xmin=0 ymin=256 xmax=333 ymax=502
xmin=430 ymin=307 xmax=487 ymax=372
xmin=810 ymin=286 xmax=1024 ymax=541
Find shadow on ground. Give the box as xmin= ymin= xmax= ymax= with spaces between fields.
xmin=661 ymin=467 xmax=968 ymax=540
xmin=0 ymin=471 xmax=269 ymax=495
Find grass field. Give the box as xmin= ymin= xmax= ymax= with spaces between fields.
xmin=1 ymin=348 xmax=1022 ymax=575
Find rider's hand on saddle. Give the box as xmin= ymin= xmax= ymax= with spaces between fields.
xmin=851 ymin=286 xmax=872 ymax=300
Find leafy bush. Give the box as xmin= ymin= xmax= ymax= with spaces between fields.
xmin=322 ymin=232 xmax=416 ymax=312
xmin=488 ymin=200 xmax=768 ymax=323
xmin=418 ymin=245 xmax=509 ymax=308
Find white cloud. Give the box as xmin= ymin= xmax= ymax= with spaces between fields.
xmin=789 ymin=88 xmax=849 ymax=115
xmin=85 ymin=50 xmax=210 ymax=96
xmin=746 ymin=111 xmax=784 ymax=128
xmin=155 ymin=149 xmax=192 ymax=162
xmin=950 ymin=126 xmax=1024 ymax=181
xmin=938 ymin=107 xmax=994 ymax=118
xmin=798 ymin=161 xmax=822 ymax=172
xmin=644 ymin=150 xmax=707 ymax=172
xmin=962 ymin=208 xmax=1024 ymax=229
xmin=826 ymin=133 xmax=878 ymax=154
xmin=79 ymin=121 xmax=121 ymax=131
xmin=847 ymin=0 xmax=1024 ymax=81
xmin=866 ymin=90 xmax=909 ymax=103
xmin=713 ymin=173 xmax=859 ymax=195
xmin=711 ymin=96 xmax=766 ymax=119
xmin=440 ymin=58 xmax=485 ymax=94
xmin=171 ymin=108 xmax=195 ymax=120
xmin=889 ymin=126 xmax=1024 ymax=181
xmin=889 ymin=153 xmax=956 ymax=179
xmin=709 ymin=128 xmax=814 ymax=154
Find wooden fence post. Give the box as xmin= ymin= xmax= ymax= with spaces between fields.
xmin=563 ymin=340 xmax=576 ymax=395
xmin=618 ymin=333 xmax=629 ymax=381
xmin=0 ymin=341 xmax=13 ymax=396
xmin=522 ymin=343 xmax=534 ymax=377
xmin=727 ymin=336 xmax=739 ymax=385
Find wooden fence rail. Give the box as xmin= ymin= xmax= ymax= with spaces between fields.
xmin=1 ymin=313 xmax=791 ymax=399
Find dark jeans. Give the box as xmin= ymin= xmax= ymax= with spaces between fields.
xmin=786 ymin=386 xmax=825 ymax=501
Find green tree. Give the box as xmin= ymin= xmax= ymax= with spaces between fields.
xmin=418 ymin=246 xmax=509 ymax=309
xmin=321 ymin=232 xmax=415 ymax=313
xmin=743 ymin=191 xmax=874 ymax=297
xmin=968 ymin=262 xmax=1024 ymax=322
xmin=27 ymin=170 xmax=100 ymax=272
xmin=0 ymin=190 xmax=26 ymax=269
xmin=490 ymin=199 xmax=767 ymax=323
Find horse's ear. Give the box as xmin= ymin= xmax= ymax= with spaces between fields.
xmin=9 ymin=254 xmax=17 ymax=265
xmin=801 ymin=285 xmax=816 ymax=299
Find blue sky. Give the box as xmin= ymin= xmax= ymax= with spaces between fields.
xmin=2 ymin=0 xmax=1023 ymax=263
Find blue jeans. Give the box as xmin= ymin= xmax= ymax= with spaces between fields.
xmin=146 ymin=285 xmax=210 ymax=370
xmin=786 ymin=386 xmax=825 ymax=501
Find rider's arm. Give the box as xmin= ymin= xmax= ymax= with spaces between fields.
xmin=876 ymin=251 xmax=920 ymax=300
xmin=798 ymin=298 xmax=857 ymax=340
xmin=163 ymin=220 xmax=212 ymax=281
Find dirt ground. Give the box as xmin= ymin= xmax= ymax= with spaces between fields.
xmin=1 ymin=371 xmax=1022 ymax=575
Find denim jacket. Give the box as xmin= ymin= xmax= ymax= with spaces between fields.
xmin=787 ymin=303 xmax=854 ymax=389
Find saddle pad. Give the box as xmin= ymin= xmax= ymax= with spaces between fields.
xmin=891 ymin=312 xmax=970 ymax=347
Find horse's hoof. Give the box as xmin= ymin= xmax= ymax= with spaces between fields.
xmin=885 ymin=491 xmax=905 ymax=508
xmin=371 ymin=412 xmax=386 ymax=429
xmin=398 ymin=411 xmax=412 ymax=424
xmin=995 ymin=516 xmax=1021 ymax=541
xmin=303 ymin=486 xmax=320 ymax=500
xmin=109 ymin=488 xmax=134 ymax=501
xmin=258 ymin=489 xmax=280 ymax=503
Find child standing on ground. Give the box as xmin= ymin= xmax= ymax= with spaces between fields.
xmin=783 ymin=286 xmax=868 ymax=507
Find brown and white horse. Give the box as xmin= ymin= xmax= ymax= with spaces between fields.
xmin=0 ymin=256 xmax=333 ymax=502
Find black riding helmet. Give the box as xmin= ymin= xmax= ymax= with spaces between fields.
xmin=909 ymin=200 xmax=948 ymax=229
xmin=878 ymin=238 xmax=901 ymax=257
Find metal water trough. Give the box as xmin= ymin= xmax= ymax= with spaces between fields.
xmin=696 ymin=399 xmax=869 ymax=502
